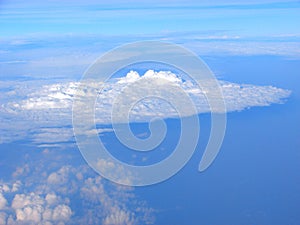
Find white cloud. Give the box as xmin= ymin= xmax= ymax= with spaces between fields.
xmin=13 ymin=165 xmax=30 ymax=178
xmin=47 ymin=167 xmax=70 ymax=185
xmin=52 ymin=204 xmax=72 ymax=221
xmin=46 ymin=166 xmax=79 ymax=195
xmin=79 ymin=176 xmax=139 ymax=224
xmin=0 ymin=147 xmax=154 ymax=225
xmin=0 ymin=176 xmax=74 ymax=224
xmin=0 ymin=70 xmax=291 ymax=145
xmin=15 ymin=205 xmax=44 ymax=223
xmin=0 ymin=184 xmax=10 ymax=193
xmin=95 ymin=159 xmax=135 ymax=186
xmin=11 ymin=181 xmax=22 ymax=193
xmin=32 ymin=128 xmax=74 ymax=144
xmin=103 ymin=208 xmax=134 ymax=225
xmin=184 ymin=41 xmax=300 ymax=58
xmin=0 ymin=193 xmax=7 ymax=210
xmin=0 ymin=212 xmax=7 ymax=225
xmin=12 ymin=193 xmax=45 ymax=223
xmin=45 ymin=193 xmax=59 ymax=206
xmin=10 ymin=191 xmax=72 ymax=224
xmin=11 ymin=193 xmax=45 ymax=210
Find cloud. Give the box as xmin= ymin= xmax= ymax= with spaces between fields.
xmin=79 ymin=176 xmax=144 ymax=225
xmin=0 ymin=193 xmax=7 ymax=210
xmin=0 ymin=70 xmax=287 ymax=224
xmin=1 ymin=34 xmax=300 ymax=81
xmin=0 ymin=113 xmax=145 ymax=225
xmin=183 ymin=40 xmax=300 ymax=58
xmin=45 ymin=193 xmax=59 ymax=206
xmin=95 ymin=159 xmax=135 ymax=185
xmin=0 ymin=70 xmax=290 ymax=145
xmin=47 ymin=166 xmax=71 ymax=185
xmin=11 ymin=192 xmax=72 ymax=224
xmin=103 ymin=209 xmax=134 ymax=225
xmin=0 ymin=184 xmax=10 ymax=193
xmin=52 ymin=205 xmax=72 ymax=222
xmin=0 ymin=147 xmax=154 ymax=225
xmin=0 ymin=212 xmax=7 ymax=225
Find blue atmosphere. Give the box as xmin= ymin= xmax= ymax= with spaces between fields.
xmin=0 ymin=1 xmax=299 ymax=224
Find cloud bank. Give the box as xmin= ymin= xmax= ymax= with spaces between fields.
xmin=0 ymin=70 xmax=291 ymax=145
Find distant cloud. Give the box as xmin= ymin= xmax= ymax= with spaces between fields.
xmin=1 ymin=34 xmax=300 ymax=79
xmin=184 ymin=41 xmax=300 ymax=58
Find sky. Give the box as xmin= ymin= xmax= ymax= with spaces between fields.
xmin=0 ymin=0 xmax=300 ymax=37
xmin=0 ymin=0 xmax=300 ymax=224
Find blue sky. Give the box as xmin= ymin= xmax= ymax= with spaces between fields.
xmin=1 ymin=0 xmax=300 ymax=37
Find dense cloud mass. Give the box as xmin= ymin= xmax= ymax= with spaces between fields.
xmin=0 ymin=70 xmax=290 ymax=145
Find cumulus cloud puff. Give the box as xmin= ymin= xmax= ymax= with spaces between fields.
xmin=11 ymin=192 xmax=72 ymax=224
xmin=0 ymin=190 xmax=72 ymax=225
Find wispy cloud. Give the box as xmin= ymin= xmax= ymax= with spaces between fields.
xmin=1 ymin=34 xmax=300 ymax=80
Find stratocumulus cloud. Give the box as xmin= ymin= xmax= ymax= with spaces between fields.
xmin=0 ymin=70 xmax=291 ymax=144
